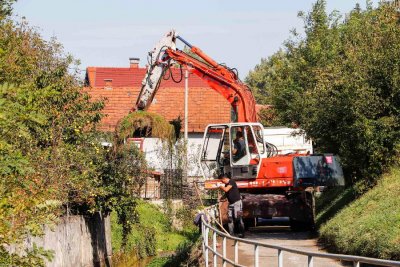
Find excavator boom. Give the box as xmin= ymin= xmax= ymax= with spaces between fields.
xmin=136 ymin=30 xmax=257 ymax=122
xmin=136 ymin=30 xmax=176 ymax=110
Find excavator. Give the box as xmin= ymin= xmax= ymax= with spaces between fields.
xmin=135 ymin=30 xmax=345 ymax=230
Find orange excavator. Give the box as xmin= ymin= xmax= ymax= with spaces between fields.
xmin=136 ymin=30 xmax=344 ymax=230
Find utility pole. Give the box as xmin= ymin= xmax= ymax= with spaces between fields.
xmin=184 ymin=70 xmax=189 ymax=141
xmin=184 ymin=69 xmax=189 ymax=184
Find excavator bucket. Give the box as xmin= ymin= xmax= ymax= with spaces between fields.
xmin=136 ymin=30 xmax=177 ymax=110
xmin=293 ymin=155 xmax=345 ymax=187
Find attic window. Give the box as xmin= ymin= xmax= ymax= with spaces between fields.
xmin=104 ymin=79 xmax=113 ymax=90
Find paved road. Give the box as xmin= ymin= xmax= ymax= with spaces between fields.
xmin=208 ymin=223 xmax=349 ymax=267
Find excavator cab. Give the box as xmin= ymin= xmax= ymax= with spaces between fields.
xmin=199 ymin=123 xmax=265 ymax=180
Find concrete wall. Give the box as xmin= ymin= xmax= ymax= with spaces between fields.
xmin=24 ymin=213 xmax=112 ymax=267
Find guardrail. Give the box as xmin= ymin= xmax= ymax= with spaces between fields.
xmin=200 ymin=210 xmax=400 ymax=267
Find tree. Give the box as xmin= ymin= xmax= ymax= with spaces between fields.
xmin=246 ymin=0 xmax=400 ymax=186
xmin=0 ymin=4 xmax=106 ymax=265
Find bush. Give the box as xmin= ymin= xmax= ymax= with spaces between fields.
xmin=246 ymin=0 xmax=400 ymax=185
xmin=0 ymin=4 xmax=106 ymax=265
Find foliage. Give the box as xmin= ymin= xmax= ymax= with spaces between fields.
xmin=115 ymin=111 xmax=174 ymax=143
xmin=102 ymin=144 xmax=148 ymax=249
xmin=0 ymin=0 xmax=15 ymax=20
xmin=0 ymin=5 xmax=106 ymax=265
xmin=0 ymin=243 xmax=54 ymax=267
xmin=319 ymin=166 xmax=400 ymax=260
xmin=175 ymin=206 xmax=198 ymax=231
xmin=159 ymin=138 xmax=187 ymax=175
xmin=246 ymin=0 xmax=400 ymax=185
xmin=111 ymin=200 xmax=197 ymax=265
xmin=147 ymin=238 xmax=201 ymax=267
xmin=108 ymin=110 xmax=173 ymax=249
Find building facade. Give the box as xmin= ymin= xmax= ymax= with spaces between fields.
xmin=84 ymin=59 xmax=231 ymax=177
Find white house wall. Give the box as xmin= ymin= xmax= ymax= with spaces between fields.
xmin=142 ymin=133 xmax=204 ymax=177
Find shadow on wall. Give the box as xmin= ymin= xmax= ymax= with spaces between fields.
xmin=84 ymin=212 xmax=113 ymax=267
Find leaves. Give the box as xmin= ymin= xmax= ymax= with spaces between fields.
xmin=246 ymin=0 xmax=400 ymax=184
xmin=0 ymin=5 xmax=106 ymax=266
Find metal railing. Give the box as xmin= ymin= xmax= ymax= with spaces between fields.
xmin=200 ymin=213 xmax=400 ymax=267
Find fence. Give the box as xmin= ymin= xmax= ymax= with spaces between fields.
xmin=161 ymin=168 xmax=183 ymax=199
xmin=200 ymin=210 xmax=400 ymax=267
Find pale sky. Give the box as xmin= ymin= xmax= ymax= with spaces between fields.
xmin=13 ymin=0 xmax=378 ymax=79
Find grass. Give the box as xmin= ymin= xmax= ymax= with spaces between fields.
xmin=146 ymin=238 xmax=201 ymax=267
xmin=111 ymin=199 xmax=199 ymax=265
xmin=318 ymin=166 xmax=400 ymax=260
xmin=315 ymin=186 xmax=356 ymax=227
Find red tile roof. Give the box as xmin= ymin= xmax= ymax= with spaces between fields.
xmin=86 ymin=67 xmax=209 ymax=88
xmin=84 ymin=66 xmax=231 ymax=132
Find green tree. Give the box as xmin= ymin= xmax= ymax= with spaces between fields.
xmin=246 ymin=0 xmax=400 ymax=186
xmin=0 ymin=3 xmax=106 ymax=265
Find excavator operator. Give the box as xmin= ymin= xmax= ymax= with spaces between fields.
xmin=232 ymin=131 xmax=246 ymax=162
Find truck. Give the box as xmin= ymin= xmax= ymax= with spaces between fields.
xmin=135 ymin=30 xmax=345 ymax=230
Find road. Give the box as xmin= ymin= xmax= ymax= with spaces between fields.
xmin=208 ymin=220 xmax=349 ymax=267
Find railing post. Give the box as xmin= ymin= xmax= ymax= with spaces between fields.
xmin=213 ymin=231 xmax=217 ymax=267
xmin=199 ymin=211 xmax=400 ymax=267
xmin=308 ymin=255 xmax=314 ymax=267
xmin=254 ymin=244 xmax=259 ymax=267
xmin=205 ymin=227 xmax=209 ymax=267
xmin=222 ymin=236 xmax=226 ymax=267
xmin=234 ymin=240 xmax=239 ymax=264
xmin=202 ymin=222 xmax=205 ymax=261
xmin=278 ymin=249 xmax=283 ymax=267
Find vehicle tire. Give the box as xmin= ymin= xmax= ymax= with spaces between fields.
xmin=290 ymin=218 xmax=314 ymax=231
xmin=243 ymin=218 xmax=255 ymax=230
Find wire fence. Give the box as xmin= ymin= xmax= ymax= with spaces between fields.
xmin=160 ymin=168 xmax=183 ymax=199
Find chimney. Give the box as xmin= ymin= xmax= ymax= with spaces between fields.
xmin=104 ymin=79 xmax=112 ymax=90
xmin=129 ymin=57 xmax=140 ymax=68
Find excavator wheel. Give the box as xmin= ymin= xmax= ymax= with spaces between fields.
xmin=290 ymin=191 xmax=316 ymax=231
xmin=243 ymin=218 xmax=256 ymax=230
xmin=289 ymin=219 xmax=313 ymax=231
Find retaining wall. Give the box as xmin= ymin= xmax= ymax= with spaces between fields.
xmin=24 ymin=213 xmax=112 ymax=267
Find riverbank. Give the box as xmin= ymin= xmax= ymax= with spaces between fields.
xmin=111 ymin=200 xmax=199 ymax=266
xmin=317 ymin=166 xmax=400 ymax=260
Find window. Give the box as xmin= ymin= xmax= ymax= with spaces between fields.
xmin=252 ymin=125 xmax=265 ymax=155
xmin=231 ymin=126 xmax=248 ymax=165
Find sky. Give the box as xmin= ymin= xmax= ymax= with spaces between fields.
xmin=13 ymin=0 xmax=379 ymax=79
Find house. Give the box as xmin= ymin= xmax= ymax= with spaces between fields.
xmin=84 ymin=58 xmax=231 ymax=178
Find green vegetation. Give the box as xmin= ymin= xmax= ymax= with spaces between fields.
xmin=315 ymin=187 xmax=356 ymax=228
xmin=246 ymin=0 xmax=400 ymax=186
xmin=146 ymin=238 xmax=201 ymax=267
xmin=0 ymin=2 xmax=171 ymax=266
xmin=319 ymin=167 xmax=400 ymax=260
xmin=246 ymin=0 xmax=400 ymax=260
xmin=115 ymin=111 xmax=174 ymax=143
xmin=0 ymin=2 xmax=108 ymax=265
xmin=111 ymin=200 xmax=199 ymax=265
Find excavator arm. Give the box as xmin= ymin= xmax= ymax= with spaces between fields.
xmin=136 ymin=29 xmax=257 ymax=123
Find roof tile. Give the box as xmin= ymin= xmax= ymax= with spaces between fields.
xmin=85 ymin=66 xmax=230 ymax=132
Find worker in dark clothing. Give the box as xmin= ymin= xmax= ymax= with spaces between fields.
xmin=232 ymin=131 xmax=246 ymax=161
xmin=218 ymin=174 xmax=245 ymax=238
